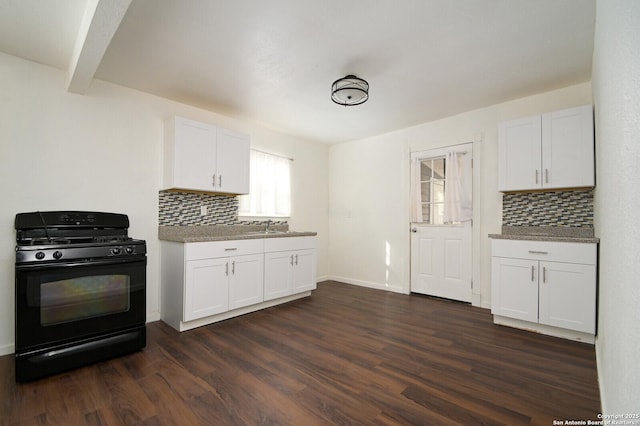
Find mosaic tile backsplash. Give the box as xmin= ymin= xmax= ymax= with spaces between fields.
xmin=160 ymin=189 xmax=592 ymax=228
xmin=159 ymin=191 xmax=287 ymax=226
xmin=502 ymin=189 xmax=594 ymax=227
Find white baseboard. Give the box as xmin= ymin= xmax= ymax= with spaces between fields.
xmin=327 ymin=275 xmax=405 ymax=294
xmin=146 ymin=311 xmax=161 ymax=323
xmin=164 ymin=292 xmax=312 ymax=332
xmin=595 ymin=339 xmax=606 ymax=413
xmin=493 ymin=315 xmax=595 ymax=344
xmin=0 ymin=343 xmax=15 ymax=356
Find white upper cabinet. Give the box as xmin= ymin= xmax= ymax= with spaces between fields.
xmin=498 ymin=115 xmax=542 ymax=191
xmin=164 ymin=117 xmax=217 ymax=191
xmin=541 ymin=105 xmax=595 ymax=189
xmin=498 ymin=105 xmax=594 ymax=191
xmin=216 ymin=128 xmax=250 ymax=195
xmin=164 ymin=116 xmax=250 ymax=194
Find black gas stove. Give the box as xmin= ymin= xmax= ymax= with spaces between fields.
xmin=15 ymin=211 xmax=146 ymax=264
xmin=14 ymin=211 xmax=147 ymax=381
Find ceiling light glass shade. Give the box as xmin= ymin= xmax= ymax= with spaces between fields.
xmin=331 ymin=75 xmax=369 ymax=106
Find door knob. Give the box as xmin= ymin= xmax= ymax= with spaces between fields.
xmin=411 ymin=227 xmax=418 ymax=233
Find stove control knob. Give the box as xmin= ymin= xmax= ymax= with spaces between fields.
xmin=35 ymin=252 xmax=45 ymax=260
xmin=112 ymin=247 xmax=121 ymax=255
xmin=53 ymin=251 xmax=63 ymax=260
xmin=125 ymin=246 xmax=134 ymax=254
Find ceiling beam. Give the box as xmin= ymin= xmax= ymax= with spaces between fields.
xmin=67 ymin=0 xmax=132 ymax=94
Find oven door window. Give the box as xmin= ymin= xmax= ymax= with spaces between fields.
xmin=39 ymin=274 xmax=130 ymax=326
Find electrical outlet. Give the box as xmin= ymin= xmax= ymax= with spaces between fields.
xmin=200 ymin=206 xmax=207 ymax=216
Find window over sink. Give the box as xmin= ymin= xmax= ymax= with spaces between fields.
xmin=238 ymin=149 xmax=291 ymax=218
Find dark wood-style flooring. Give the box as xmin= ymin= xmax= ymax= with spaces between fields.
xmin=1 ymin=281 xmax=600 ymax=425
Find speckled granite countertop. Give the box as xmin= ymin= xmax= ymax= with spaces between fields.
xmin=488 ymin=226 xmax=599 ymax=243
xmin=159 ymin=225 xmax=317 ymax=243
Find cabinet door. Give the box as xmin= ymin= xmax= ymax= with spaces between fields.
xmin=541 ymin=105 xmax=594 ymax=189
xmin=216 ymin=128 xmax=250 ymax=194
xmin=538 ymin=261 xmax=596 ymax=334
xmin=491 ymin=257 xmax=538 ymax=323
xmin=292 ymin=249 xmax=317 ymax=293
xmin=498 ymin=115 xmax=542 ymax=191
xmin=264 ymin=251 xmax=293 ymax=301
xmin=184 ymin=257 xmax=229 ymax=321
xmin=228 ymin=254 xmax=264 ymax=310
xmin=172 ymin=117 xmax=217 ymax=191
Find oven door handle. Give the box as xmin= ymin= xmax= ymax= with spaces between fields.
xmin=15 ymin=256 xmax=146 ymax=271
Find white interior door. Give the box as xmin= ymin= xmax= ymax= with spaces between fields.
xmin=411 ymin=223 xmax=472 ymax=302
xmin=410 ymin=143 xmax=473 ymax=303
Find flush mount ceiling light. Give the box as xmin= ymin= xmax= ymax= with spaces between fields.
xmin=331 ymin=74 xmax=369 ymax=106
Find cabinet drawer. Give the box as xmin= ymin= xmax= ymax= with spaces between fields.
xmin=491 ymin=239 xmax=596 ymax=264
xmin=185 ymin=239 xmax=264 ymax=260
xmin=264 ymin=236 xmax=316 ymax=252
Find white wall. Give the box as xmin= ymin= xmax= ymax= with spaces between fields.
xmin=328 ymin=82 xmax=592 ymax=307
xmin=0 ymin=52 xmax=329 ymax=355
xmin=592 ymin=0 xmax=640 ymax=413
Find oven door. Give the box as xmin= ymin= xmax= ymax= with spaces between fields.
xmin=15 ymin=256 xmax=146 ymax=352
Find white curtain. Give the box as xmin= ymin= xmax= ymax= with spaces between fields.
xmin=410 ymin=158 xmax=423 ymax=222
xmin=443 ymin=151 xmax=472 ymax=223
xmin=238 ymin=150 xmax=291 ymax=217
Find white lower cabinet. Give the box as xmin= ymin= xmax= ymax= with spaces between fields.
xmin=184 ymin=257 xmax=230 ymax=321
xmin=292 ymin=249 xmax=317 ymax=293
xmin=185 ymin=252 xmax=263 ymax=320
xmin=161 ymin=235 xmax=316 ymax=331
xmin=264 ymin=251 xmax=294 ymax=301
xmin=491 ymin=257 xmax=539 ymax=323
xmin=538 ymin=261 xmax=596 ymax=333
xmin=491 ymin=239 xmax=597 ymax=340
xmin=264 ymin=237 xmax=317 ymax=301
xmin=182 ymin=239 xmax=264 ymax=321
xmin=227 ymin=253 xmax=264 ymax=310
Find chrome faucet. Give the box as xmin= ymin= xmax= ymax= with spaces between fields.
xmin=264 ymin=219 xmax=272 ymax=232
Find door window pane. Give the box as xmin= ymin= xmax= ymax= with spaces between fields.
xmin=418 ymin=158 xmax=447 ymax=225
xmin=432 ymin=158 xmax=445 ymax=179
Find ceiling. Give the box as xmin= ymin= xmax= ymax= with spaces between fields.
xmin=0 ymin=0 xmax=595 ymax=144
